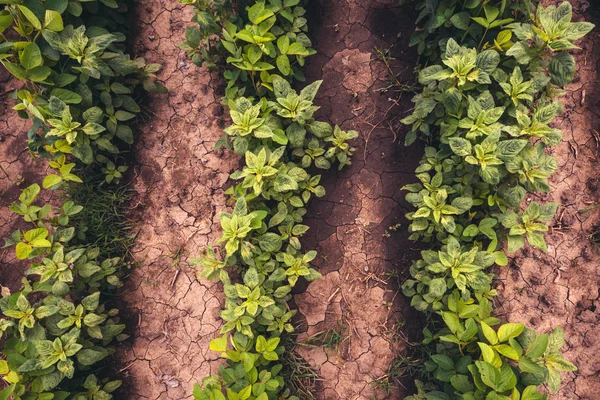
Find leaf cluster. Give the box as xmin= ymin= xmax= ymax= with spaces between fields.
xmin=0 ymin=1 xmax=159 ymax=398
xmin=402 ymin=1 xmax=592 ymax=398
xmin=0 ymin=0 xmax=165 ymax=185
xmin=180 ymin=1 xmax=358 ymax=399
xmin=1 ymin=185 xmax=128 ymax=399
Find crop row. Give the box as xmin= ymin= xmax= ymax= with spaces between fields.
xmin=177 ymin=0 xmax=359 ymax=399
xmin=401 ymin=1 xmax=593 ymax=399
xmin=0 ymin=0 xmax=163 ymax=398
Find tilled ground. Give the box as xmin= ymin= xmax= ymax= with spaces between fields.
xmin=496 ymin=2 xmax=600 ymax=399
xmin=115 ymin=2 xmax=238 ymax=398
xmin=294 ymin=0 xmax=422 ymax=399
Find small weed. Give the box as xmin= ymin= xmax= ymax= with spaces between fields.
xmin=69 ymin=180 xmax=137 ymax=261
xmin=373 ymin=46 xmax=417 ymax=94
xmin=370 ymin=353 xmax=425 ymax=394
xmin=161 ymin=245 xmax=187 ymax=269
xmin=298 ymin=321 xmax=348 ymax=352
xmin=280 ymin=335 xmax=318 ymax=400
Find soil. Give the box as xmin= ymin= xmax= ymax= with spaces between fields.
xmin=114 ymin=3 xmax=239 ymax=398
xmin=494 ymin=2 xmax=600 ymax=399
xmin=293 ymin=0 xmax=424 ymax=398
xmin=0 ymin=0 xmax=599 ymax=399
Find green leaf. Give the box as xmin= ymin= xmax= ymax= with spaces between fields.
xmin=244 ymin=268 xmax=260 ymax=288
xmin=0 ymin=13 xmax=13 ymax=34
xmin=431 ymin=354 xmax=454 ymax=371
xmin=441 ymin=311 xmax=461 ymax=334
xmin=20 ymin=42 xmax=43 ymax=69
xmin=72 ymin=144 xmax=94 ymax=164
xmin=495 ymin=344 xmax=520 ymax=360
xmin=76 ymin=348 xmax=110 ymax=366
xmin=496 ymin=139 xmax=527 ymax=157
xmin=481 ymin=321 xmax=498 ymax=345
xmin=51 ymin=88 xmax=82 ymax=104
xmin=16 ymin=242 xmax=33 ymax=260
xmin=418 ymin=65 xmax=444 ymax=85
xmin=484 ymin=5 xmax=499 ymax=22
xmin=526 ymin=333 xmax=549 ymax=358
xmin=476 ymin=49 xmax=500 ymax=73
xmin=494 ymin=251 xmax=508 ymax=266
xmin=497 ymin=363 xmax=517 ymax=392
xmin=26 ymin=65 xmax=51 ymax=82
xmin=475 ymin=361 xmax=499 ymax=390
xmin=472 ymin=17 xmax=490 ymax=28
xmin=450 ymin=12 xmax=471 ymax=30
xmin=276 ymin=54 xmax=291 ymax=75
xmin=547 ymin=326 xmax=565 ymax=353
xmin=256 ymin=335 xmax=267 ymax=352
xmin=116 ymin=125 xmax=134 ymax=144
xmin=19 ymin=184 xmax=40 ymax=205
xmin=82 ymin=292 xmax=100 ymax=311
xmin=44 ymin=10 xmax=64 ymax=32
xmin=2 ymin=62 xmax=25 ymax=80
xmin=24 ymin=227 xmax=48 ymax=244
xmin=18 ymin=6 xmax=42 ymax=30
xmin=547 ymin=366 xmax=562 ymax=393
xmin=478 ymin=342 xmax=497 ymax=364
xmin=259 ymin=232 xmax=282 ymax=252
xmin=519 ymin=356 xmax=546 ymax=375
xmin=526 ymin=231 xmax=547 ymax=252
xmin=498 ymin=323 xmax=524 ymax=342
xmin=549 ymin=53 xmax=575 ymax=87
xmin=43 ymin=174 xmax=63 ymax=188
xmin=449 ymin=137 xmax=472 ymax=156
xmin=521 ymin=385 xmax=544 ymax=400
xmin=548 ymin=356 xmax=577 ymax=372
xmin=564 ymin=22 xmax=594 ymax=41
xmin=248 ymin=3 xmax=274 ymax=24
xmin=287 ymin=42 xmax=309 ymax=56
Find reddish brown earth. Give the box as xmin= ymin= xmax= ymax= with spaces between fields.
xmin=114 ymin=3 xmax=239 ymax=398
xmin=495 ymin=2 xmax=600 ymax=399
xmin=294 ymin=0 xmax=423 ymax=398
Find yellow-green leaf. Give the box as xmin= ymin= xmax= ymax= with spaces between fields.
xmin=44 ymin=10 xmax=64 ymax=32
xmin=497 ymin=323 xmax=524 ymax=342
xmin=43 ymin=174 xmax=63 ymax=188
xmin=209 ymin=335 xmax=228 ymax=352
xmin=18 ymin=6 xmax=41 ymax=30
xmin=15 ymin=242 xmax=32 ymax=260
xmin=481 ymin=321 xmax=499 ymax=345
xmin=0 ymin=360 xmax=9 ymax=374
